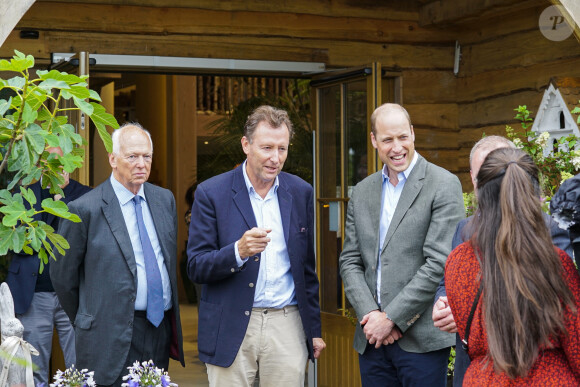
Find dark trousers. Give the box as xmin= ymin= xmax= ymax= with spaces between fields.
xmin=98 ymin=311 xmax=172 ymax=387
xmin=453 ymin=335 xmax=470 ymax=387
xmin=359 ymin=341 xmax=450 ymax=387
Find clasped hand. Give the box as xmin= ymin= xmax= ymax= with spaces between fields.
xmin=361 ymin=310 xmax=402 ymax=348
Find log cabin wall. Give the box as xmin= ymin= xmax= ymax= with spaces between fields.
xmin=449 ymin=2 xmax=580 ymax=187
xmin=2 ymin=0 xmax=461 ymax=170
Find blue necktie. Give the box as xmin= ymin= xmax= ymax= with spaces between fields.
xmin=133 ymin=195 xmax=164 ymax=327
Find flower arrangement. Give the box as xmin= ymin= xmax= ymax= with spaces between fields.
xmin=122 ymin=360 xmax=177 ymax=387
xmin=49 ymin=364 xmax=95 ymax=387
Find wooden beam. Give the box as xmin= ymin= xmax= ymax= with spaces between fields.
xmin=1 ymin=30 xmax=454 ymax=70
xmin=35 ymin=0 xmax=420 ymax=21
xmin=552 ymin=0 xmax=580 ymax=43
xmin=0 ymin=0 xmax=35 ymax=47
xmin=419 ymin=0 xmax=546 ymax=27
xmin=18 ymin=2 xmax=456 ymax=45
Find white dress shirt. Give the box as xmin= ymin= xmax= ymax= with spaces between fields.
xmin=110 ymin=175 xmax=172 ymax=311
xmin=377 ymin=152 xmax=419 ymax=305
xmin=234 ymin=161 xmax=297 ymax=308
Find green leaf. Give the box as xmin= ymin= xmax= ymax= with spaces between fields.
xmin=37 ymin=79 xmax=70 ymax=92
xmin=41 ymin=199 xmax=81 ymax=222
xmin=20 ymin=187 xmax=37 ymax=207
xmin=12 ymin=226 xmax=26 ymax=253
xmin=24 ymin=123 xmax=46 ymax=154
xmin=94 ymin=122 xmax=114 ymax=153
xmin=37 ymin=69 xmax=84 ymax=84
xmin=46 ymin=231 xmax=69 ymax=255
xmin=66 ymin=85 xmax=90 ymax=99
xmin=0 ymin=97 xmax=12 ymax=116
xmin=72 ymin=97 xmax=93 ymax=115
xmin=0 ymin=227 xmax=15 ymax=255
xmin=0 ymin=201 xmax=30 ymax=226
xmin=7 ymin=76 xmax=25 ymax=89
xmin=22 ymin=102 xmax=38 ymax=124
xmin=88 ymin=89 xmax=102 ymax=102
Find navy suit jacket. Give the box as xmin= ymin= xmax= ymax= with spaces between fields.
xmin=7 ymin=180 xmax=91 ymax=315
xmin=187 ymin=165 xmax=322 ymax=367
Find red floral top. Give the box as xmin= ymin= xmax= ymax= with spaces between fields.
xmin=446 ymin=242 xmax=580 ymax=386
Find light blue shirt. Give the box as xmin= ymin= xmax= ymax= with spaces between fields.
xmin=376 ymin=152 xmax=419 ymax=305
xmin=234 ymin=161 xmax=297 ymax=308
xmin=110 ymin=175 xmax=172 ymax=311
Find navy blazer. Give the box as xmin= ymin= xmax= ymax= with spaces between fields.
xmin=187 ymin=165 xmax=322 ymax=367
xmin=7 ymin=180 xmax=91 ymax=315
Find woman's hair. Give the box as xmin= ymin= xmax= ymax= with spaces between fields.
xmin=470 ymin=147 xmax=575 ymax=378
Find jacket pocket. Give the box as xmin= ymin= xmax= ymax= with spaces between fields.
xmin=198 ymin=300 xmax=222 ymax=356
xmin=7 ymin=260 xmax=20 ymax=274
xmin=75 ymin=313 xmax=94 ymax=330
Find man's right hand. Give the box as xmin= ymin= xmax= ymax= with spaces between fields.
xmin=237 ymin=227 xmax=271 ymax=258
xmin=432 ymin=296 xmax=457 ymax=333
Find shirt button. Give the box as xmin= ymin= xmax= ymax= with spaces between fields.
xmin=249 ymin=283 xmax=254 ymax=288
xmin=231 ymin=268 xmax=235 ymax=272
xmin=245 ymin=311 xmax=250 ymax=316
xmin=254 ymin=256 xmax=260 ymax=262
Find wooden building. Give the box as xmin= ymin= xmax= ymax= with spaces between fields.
xmin=2 ymin=1 xmax=579 ymax=385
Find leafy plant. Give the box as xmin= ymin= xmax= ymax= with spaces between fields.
xmin=506 ymin=105 xmax=580 ymax=199
xmin=0 ymin=50 xmax=118 ymax=270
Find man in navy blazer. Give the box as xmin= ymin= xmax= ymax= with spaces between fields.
xmin=7 ymin=147 xmax=91 ymax=385
xmin=187 ymin=105 xmax=325 ymax=386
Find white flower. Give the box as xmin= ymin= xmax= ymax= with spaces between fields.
xmin=535 ymin=131 xmax=550 ymax=149
xmin=513 ymin=138 xmax=523 ymax=149
xmin=50 ymin=365 xmax=95 ymax=387
xmin=556 ymin=159 xmax=565 ymax=168
xmin=121 ymin=360 xmax=177 ymax=387
xmin=572 ymin=156 xmax=580 ymax=170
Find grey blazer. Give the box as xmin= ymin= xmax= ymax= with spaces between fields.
xmin=51 ymin=179 xmax=184 ymax=385
xmin=339 ymin=154 xmax=464 ymax=354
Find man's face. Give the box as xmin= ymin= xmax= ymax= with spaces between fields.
xmin=241 ymin=121 xmax=290 ymax=190
xmin=109 ymin=128 xmax=152 ymax=194
xmin=371 ymin=110 xmax=415 ymax=177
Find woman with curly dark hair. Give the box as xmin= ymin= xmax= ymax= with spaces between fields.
xmin=446 ymin=147 xmax=580 ymax=385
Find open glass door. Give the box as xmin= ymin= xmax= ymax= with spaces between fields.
xmin=311 ymin=63 xmax=401 ymax=386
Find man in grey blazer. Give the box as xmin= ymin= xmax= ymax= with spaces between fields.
xmin=339 ymin=103 xmax=464 ymax=386
xmin=51 ymin=123 xmax=184 ymax=386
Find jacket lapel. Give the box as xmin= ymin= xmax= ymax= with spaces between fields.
xmin=381 ymin=155 xmax=426 ymax=251
xmin=277 ymin=175 xmax=291 ymax=243
xmin=232 ymin=165 xmax=258 ymax=229
xmin=101 ymin=180 xmax=137 ymax=279
xmin=144 ymin=183 xmax=172 ymax=268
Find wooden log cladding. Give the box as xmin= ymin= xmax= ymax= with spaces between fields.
xmin=457 ymin=57 xmax=580 ymax=104
xmin=406 ymin=103 xmax=459 ymax=129
xmin=7 ymin=31 xmax=454 ymax=70
xmin=418 ymin=149 xmax=463 ymax=172
xmin=461 ymin=29 xmax=580 ymax=76
xmin=19 ymin=2 xmax=457 ymax=44
xmin=419 ymin=0 xmax=545 ymax=27
xmin=34 ymin=0 xmax=420 ymax=21
xmin=459 ymin=90 xmax=543 ymax=128
xmin=414 ymin=127 xmax=459 ymax=149
xmin=402 ymin=70 xmax=457 ymax=103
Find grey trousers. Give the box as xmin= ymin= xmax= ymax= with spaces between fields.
xmin=17 ymin=291 xmax=76 ymax=385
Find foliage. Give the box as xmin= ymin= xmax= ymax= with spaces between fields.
xmin=505 ymin=105 xmax=580 ymax=199
xmin=201 ymin=79 xmax=313 ymax=183
xmin=122 ymin=360 xmax=176 ymax=387
xmin=463 ymin=192 xmax=476 ymax=217
xmin=0 ymin=51 xmax=118 ymax=270
xmin=448 ymin=346 xmax=456 ymax=377
xmin=48 ymin=364 xmax=95 ymax=387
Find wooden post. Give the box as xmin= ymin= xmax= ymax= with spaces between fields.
xmin=0 ymin=0 xmax=35 ymax=47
